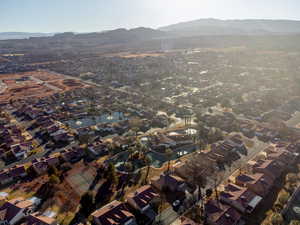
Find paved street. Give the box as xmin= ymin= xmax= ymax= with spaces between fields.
xmin=30 ymin=75 xmax=62 ymax=92
xmin=156 ymin=135 xmax=269 ymax=225
xmin=155 ymin=207 xmax=178 ymax=225
xmin=2 ymin=141 xmax=77 ymax=170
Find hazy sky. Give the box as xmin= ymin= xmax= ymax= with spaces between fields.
xmin=1 ymin=0 xmax=300 ymax=32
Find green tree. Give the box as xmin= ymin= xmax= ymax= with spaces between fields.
xmin=128 ymin=146 xmax=135 ymax=161
xmin=270 ymin=213 xmax=284 ymax=225
xmin=132 ymin=127 xmax=140 ymax=138
xmin=184 ymin=157 xmax=216 ymax=212
xmin=49 ymin=174 xmax=60 ymax=184
xmin=197 ymin=139 xmax=207 ymax=152
xmin=143 ymin=156 xmax=152 ymax=184
xmin=106 ymin=163 xmax=118 ymax=185
xmin=124 ymin=162 xmax=133 ymax=172
xmin=48 ymin=166 xmax=59 ymax=176
xmin=277 ymin=190 xmax=290 ymax=206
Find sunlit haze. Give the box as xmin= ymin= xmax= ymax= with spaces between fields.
xmin=1 ymin=0 xmax=300 ymax=32
xmin=1 ymin=0 xmax=300 ymax=224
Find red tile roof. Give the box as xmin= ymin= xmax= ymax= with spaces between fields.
xmin=127 ymin=185 xmax=159 ymax=210
xmin=92 ymin=200 xmax=134 ymax=225
xmin=205 ymin=200 xmax=241 ymax=225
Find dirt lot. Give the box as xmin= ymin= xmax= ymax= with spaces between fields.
xmin=120 ymin=52 xmax=164 ymax=58
xmin=0 ymin=70 xmax=90 ymax=104
xmin=65 ymin=163 xmax=97 ymax=196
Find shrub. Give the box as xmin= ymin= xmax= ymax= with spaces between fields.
xmin=277 ymin=190 xmax=290 ymax=206
xmin=49 ymin=174 xmax=60 ymax=184
xmin=285 ymin=181 xmax=296 ymax=194
xmin=61 ymin=212 xmax=75 ymax=225
xmin=289 ymin=220 xmax=300 ymax=225
xmin=286 ymin=173 xmax=298 ymax=184
xmin=273 ymin=203 xmax=283 ymax=212
xmin=124 ymin=162 xmax=133 ymax=172
xmin=270 ymin=213 xmax=284 ymax=225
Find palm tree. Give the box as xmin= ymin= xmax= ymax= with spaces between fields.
xmin=165 ymin=148 xmax=173 ymax=172
xmin=197 ymin=139 xmax=207 ymax=152
xmin=185 ymin=158 xmax=216 ymax=210
xmin=132 ymin=127 xmax=140 ymax=138
xmin=128 ymin=147 xmax=135 ymax=161
xmin=143 ymin=156 xmax=152 ymax=184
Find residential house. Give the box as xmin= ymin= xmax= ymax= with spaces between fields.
xmin=204 ymin=200 xmax=242 ymax=225
xmin=240 ymin=121 xmax=255 ymax=137
xmin=44 ymin=155 xmax=60 ymax=167
xmin=167 ymin=133 xmax=193 ymax=146
xmin=265 ymin=147 xmax=294 ymax=164
xmin=31 ymin=156 xmax=59 ymax=175
xmin=0 ymin=198 xmax=36 ymax=225
xmin=153 ymin=133 xmax=176 ymax=149
xmin=171 ymin=216 xmax=202 ymax=225
xmin=251 ymin=159 xmax=283 ymax=181
xmin=9 ymin=165 xmax=27 ymax=178
xmin=88 ymin=142 xmax=108 ymax=157
xmin=255 ymin=126 xmax=265 ymax=137
xmin=286 ymin=143 xmax=299 ymax=154
xmin=151 ymin=173 xmax=187 ymax=192
xmin=21 ymin=212 xmax=57 ymax=225
xmin=10 ymin=144 xmax=29 ymax=160
xmin=50 ymin=129 xmax=73 ymax=143
xmin=60 ymin=147 xmax=84 ymax=163
xmin=91 ymin=200 xmax=136 ymax=225
xmin=226 ymin=135 xmax=246 ymax=154
xmin=32 ymin=160 xmax=48 ymax=175
xmin=220 ymin=183 xmax=262 ymax=213
xmin=234 ymin=173 xmax=273 ymax=197
xmin=0 ymin=165 xmax=27 ymax=186
xmin=0 ymin=171 xmax=13 ymax=186
xmin=127 ymin=185 xmax=159 ymax=219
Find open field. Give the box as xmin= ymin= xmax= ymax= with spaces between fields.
xmin=0 ymin=70 xmax=90 ymax=104
xmin=65 ymin=164 xmax=97 ymax=196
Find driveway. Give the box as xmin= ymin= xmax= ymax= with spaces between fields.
xmin=155 ymin=207 xmax=178 ymax=225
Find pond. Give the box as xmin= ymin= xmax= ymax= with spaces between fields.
xmin=66 ymin=112 xmax=126 ymax=129
xmin=111 ymin=144 xmax=197 ymax=170
xmin=113 ymin=151 xmax=148 ymax=172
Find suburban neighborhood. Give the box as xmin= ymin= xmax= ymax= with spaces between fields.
xmin=1 ymin=8 xmax=300 ymax=225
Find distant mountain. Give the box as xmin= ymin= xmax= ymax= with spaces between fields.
xmin=0 ymin=28 xmax=166 ymax=42
xmin=159 ymin=19 xmax=300 ymax=36
xmin=3 ymin=23 xmax=300 ymax=55
xmin=0 ymin=32 xmax=54 ymax=40
xmin=52 ymin=27 xmax=167 ymax=43
xmin=0 ymin=27 xmax=168 ymax=55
